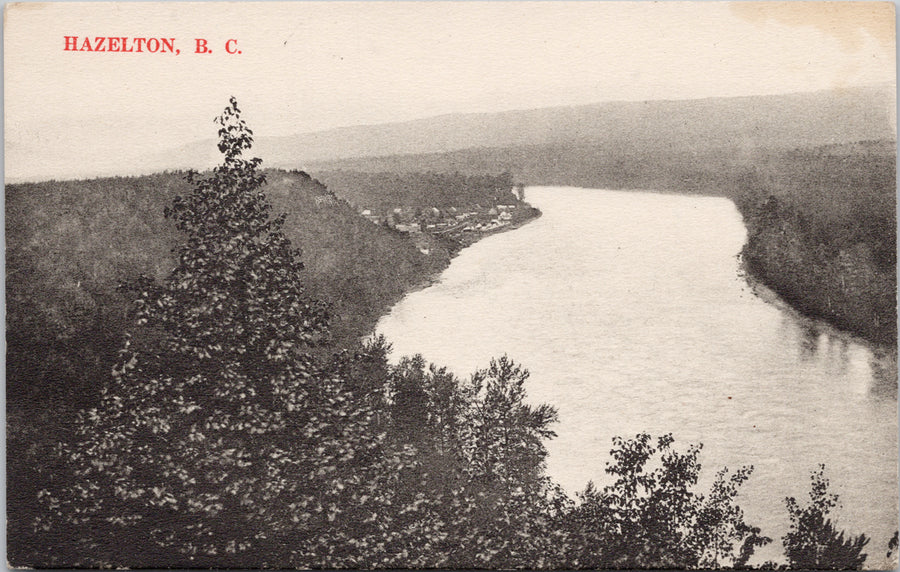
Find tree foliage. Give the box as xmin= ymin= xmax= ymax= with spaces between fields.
xmin=782 ymin=466 xmax=870 ymax=570
xmin=30 ymin=100 xmax=563 ymax=569
xmin=374 ymin=352 xmax=569 ymax=568
xmin=561 ymin=433 xmax=769 ymax=569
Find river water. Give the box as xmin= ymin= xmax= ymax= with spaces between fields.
xmin=376 ymin=186 xmax=898 ymax=564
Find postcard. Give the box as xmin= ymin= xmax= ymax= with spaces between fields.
xmin=6 ymin=2 xmax=897 ymax=569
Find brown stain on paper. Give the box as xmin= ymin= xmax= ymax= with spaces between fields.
xmin=730 ymin=1 xmax=895 ymax=52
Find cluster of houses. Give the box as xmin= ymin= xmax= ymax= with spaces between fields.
xmin=358 ymin=204 xmax=518 ymax=236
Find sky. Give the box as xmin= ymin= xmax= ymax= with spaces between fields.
xmin=4 ymin=1 xmax=896 ymax=181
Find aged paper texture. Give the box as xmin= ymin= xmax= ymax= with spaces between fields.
xmin=5 ymin=2 xmax=897 ymax=569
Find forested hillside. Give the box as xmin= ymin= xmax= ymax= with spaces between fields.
xmin=6 ymin=170 xmax=448 ymax=413
xmin=307 ymin=142 xmax=751 ymax=195
xmin=261 ymin=86 xmax=892 ymax=165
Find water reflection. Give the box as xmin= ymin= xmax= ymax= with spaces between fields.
xmin=797 ymin=322 xmax=821 ymax=359
xmin=870 ymin=349 xmax=899 ymax=398
xmin=787 ymin=308 xmax=897 ymax=398
xmin=780 ymin=311 xmax=896 ymax=401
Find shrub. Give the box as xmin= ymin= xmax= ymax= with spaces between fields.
xmin=782 ymin=465 xmax=869 ymax=570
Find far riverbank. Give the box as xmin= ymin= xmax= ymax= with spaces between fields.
xmin=447 ymin=204 xmax=543 ymax=252
xmin=735 ymin=192 xmax=895 ymax=349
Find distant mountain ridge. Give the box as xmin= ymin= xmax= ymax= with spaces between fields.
xmin=9 ymin=86 xmax=894 ymax=183
xmin=275 ymin=86 xmax=895 ymax=162
xmin=242 ymin=86 xmax=895 ymax=168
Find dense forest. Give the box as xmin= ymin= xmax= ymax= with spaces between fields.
xmin=7 ymin=159 xmax=454 ymax=564
xmin=307 ymin=142 xmax=750 ymax=195
xmin=734 ymin=142 xmax=896 ymax=346
xmin=311 ymin=170 xmax=519 ymax=210
xmin=7 ymin=100 xmax=891 ymax=569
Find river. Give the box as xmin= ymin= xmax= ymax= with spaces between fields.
xmin=375 ymin=186 xmax=898 ymax=564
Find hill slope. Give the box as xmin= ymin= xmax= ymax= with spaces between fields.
xmin=6 ymin=170 xmax=449 ymax=410
xmin=263 ymin=85 xmax=896 ymax=165
xmin=15 ymin=86 xmax=890 ymax=183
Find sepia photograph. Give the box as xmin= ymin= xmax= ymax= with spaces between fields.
xmin=5 ymin=1 xmax=898 ymax=568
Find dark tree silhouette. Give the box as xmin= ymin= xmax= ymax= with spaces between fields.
xmin=782 ymin=466 xmax=870 ymax=570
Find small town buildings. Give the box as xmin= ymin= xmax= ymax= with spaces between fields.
xmin=395 ymin=223 xmax=421 ymax=233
